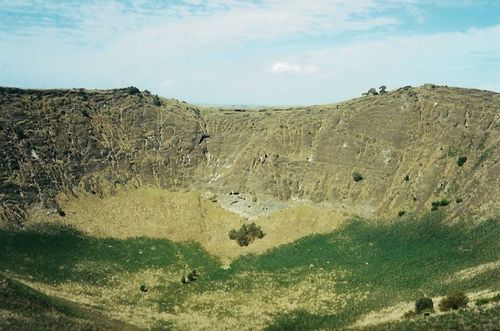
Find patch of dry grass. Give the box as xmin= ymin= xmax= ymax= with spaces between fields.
xmin=28 ymin=187 xmax=345 ymax=264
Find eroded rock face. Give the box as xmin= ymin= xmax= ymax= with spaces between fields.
xmin=0 ymin=87 xmax=206 ymax=225
xmin=0 ymin=85 xmax=499 ymax=225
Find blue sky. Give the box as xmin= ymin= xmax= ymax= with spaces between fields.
xmin=0 ymin=1 xmax=499 ymax=105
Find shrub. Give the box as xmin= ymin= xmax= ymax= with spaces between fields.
xmin=229 ymin=223 xmax=265 ymax=247
xmin=439 ymin=292 xmax=468 ymax=311
xmin=181 ymin=270 xmax=199 ymax=284
xmin=153 ymin=94 xmax=161 ymax=106
xmin=431 ymin=199 xmax=450 ymax=211
xmin=455 ymin=198 xmax=463 ymax=203
xmin=457 ymin=156 xmax=467 ymax=166
xmin=398 ymin=210 xmax=406 ymax=217
xmin=415 ymin=297 xmax=434 ymax=314
xmin=13 ymin=126 xmax=26 ymax=140
xmin=352 ymin=171 xmax=364 ymax=182
xmin=127 ymin=86 xmax=141 ymax=95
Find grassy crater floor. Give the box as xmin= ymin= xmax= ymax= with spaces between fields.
xmin=0 ymin=211 xmax=499 ymax=330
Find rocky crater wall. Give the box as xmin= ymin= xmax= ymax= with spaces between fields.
xmin=0 ymin=85 xmax=498 ymax=225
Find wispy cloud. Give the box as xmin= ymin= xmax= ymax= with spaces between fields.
xmin=270 ymin=62 xmax=319 ymax=75
xmin=0 ymin=0 xmax=398 ymax=47
xmin=0 ymin=1 xmax=498 ymax=104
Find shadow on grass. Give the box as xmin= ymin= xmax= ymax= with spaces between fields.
xmin=0 ymin=273 xmax=140 ymax=330
xmin=232 ymin=212 xmax=499 ymax=329
xmin=0 ymin=223 xmax=221 ymax=285
xmin=232 ymin=212 xmax=499 ymax=291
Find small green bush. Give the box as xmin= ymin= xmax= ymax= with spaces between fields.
xmin=439 ymin=292 xmax=468 ymax=311
xmin=127 ymin=86 xmax=141 ymax=95
xmin=229 ymin=223 xmax=265 ymax=247
xmin=352 ymin=172 xmax=364 ymax=182
xmin=431 ymin=199 xmax=450 ymax=211
xmin=433 ymin=199 xmax=450 ymax=207
xmin=153 ymin=94 xmax=161 ymax=106
xmin=181 ymin=269 xmax=199 ymax=284
xmin=13 ymin=126 xmax=26 ymax=140
xmin=457 ymin=156 xmax=467 ymax=166
xmin=415 ymin=297 xmax=434 ymax=314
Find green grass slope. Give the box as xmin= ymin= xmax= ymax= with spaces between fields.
xmin=360 ymin=305 xmax=500 ymax=331
xmin=235 ymin=212 xmax=499 ymax=329
xmin=0 ymin=272 xmax=139 ymax=330
xmin=1 ymin=213 xmax=498 ymax=329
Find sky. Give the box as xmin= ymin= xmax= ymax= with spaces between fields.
xmin=0 ymin=1 xmax=499 ymax=105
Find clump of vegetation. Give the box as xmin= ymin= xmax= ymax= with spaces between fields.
xmin=398 ymin=210 xmax=406 ymax=217
xmin=362 ymin=86 xmax=387 ymax=96
xmin=439 ymin=291 xmax=468 ymax=311
xmin=363 ymin=88 xmax=379 ymax=96
xmin=13 ymin=126 xmax=26 ymax=140
xmin=127 ymin=86 xmax=141 ymax=95
xmin=139 ymin=284 xmax=148 ymax=292
xmin=455 ymin=198 xmax=463 ymax=203
xmin=475 ymin=294 xmax=500 ymax=306
xmin=153 ymin=94 xmax=161 ymax=106
xmin=229 ymin=223 xmax=265 ymax=247
xmin=415 ymin=297 xmax=434 ymax=314
xmin=181 ymin=269 xmax=199 ymax=284
xmin=352 ymin=171 xmax=364 ymax=182
xmin=457 ymin=156 xmax=467 ymax=166
xmin=431 ymin=199 xmax=450 ymax=211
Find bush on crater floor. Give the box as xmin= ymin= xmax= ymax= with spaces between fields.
xmin=439 ymin=291 xmax=468 ymax=311
xmin=415 ymin=297 xmax=434 ymax=314
xmin=229 ymin=223 xmax=265 ymax=247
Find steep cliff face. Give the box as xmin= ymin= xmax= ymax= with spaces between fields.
xmin=0 ymin=87 xmax=206 ymax=225
xmin=198 ymin=86 xmax=500 ymax=221
xmin=0 ymin=85 xmax=499 ymax=226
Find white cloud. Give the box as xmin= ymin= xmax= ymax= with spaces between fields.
xmin=0 ymin=1 xmax=498 ymax=104
xmin=0 ymin=0 xmax=398 ymax=48
xmin=270 ymin=62 xmax=319 ymax=75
